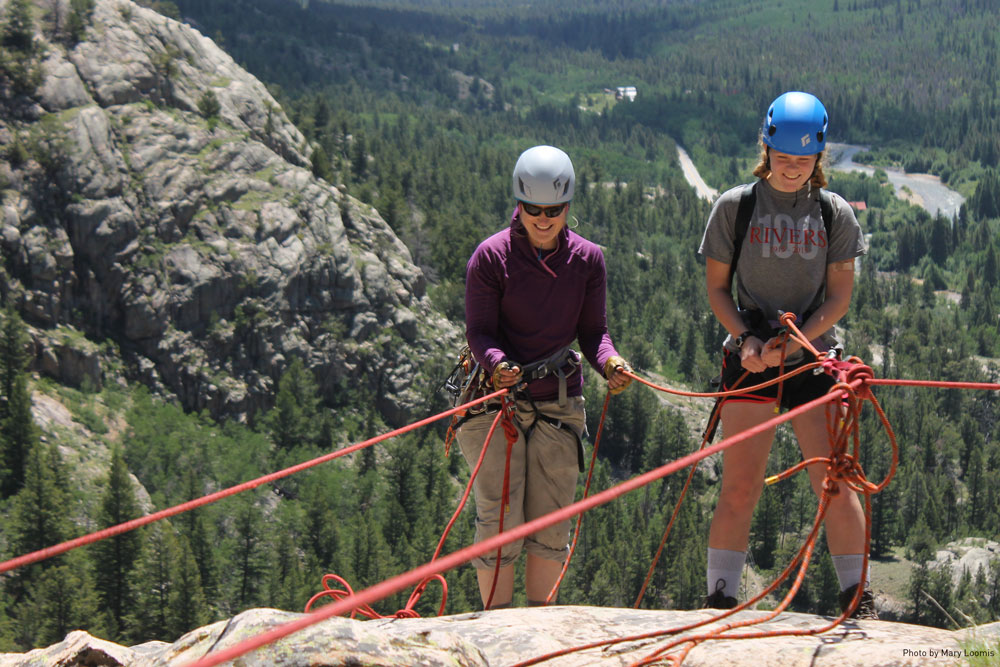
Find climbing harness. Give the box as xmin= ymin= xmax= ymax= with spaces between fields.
xmin=517 ymin=346 xmax=582 ymax=408
xmin=443 ymin=345 xmax=492 ymax=411
xmin=445 ymin=345 xmax=585 ymax=462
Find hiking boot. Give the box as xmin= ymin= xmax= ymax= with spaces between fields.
xmin=839 ymin=584 xmax=878 ymax=620
xmin=704 ymin=589 xmax=738 ymax=610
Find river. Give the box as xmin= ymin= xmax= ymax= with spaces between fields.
xmin=677 ymin=141 xmax=966 ymax=220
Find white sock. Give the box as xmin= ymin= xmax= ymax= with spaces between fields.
xmin=832 ymin=553 xmax=869 ymax=591
xmin=707 ymin=547 xmax=746 ymax=597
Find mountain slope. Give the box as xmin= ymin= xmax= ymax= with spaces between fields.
xmin=0 ymin=0 xmax=458 ymax=424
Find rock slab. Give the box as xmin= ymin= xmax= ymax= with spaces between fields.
xmin=2 ymin=606 xmax=998 ymax=666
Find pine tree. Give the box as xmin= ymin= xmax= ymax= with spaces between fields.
xmin=223 ymin=494 xmax=267 ymax=610
xmin=126 ymin=521 xmax=176 ymax=642
xmin=302 ymin=472 xmax=343 ymax=572
xmin=167 ymin=536 xmax=210 ymax=639
xmin=177 ymin=470 xmax=218 ymax=599
xmin=1 ymin=0 xmax=35 ymax=52
xmin=750 ymin=485 xmax=781 ymax=570
xmin=27 ymin=551 xmax=107 ymax=649
xmin=264 ymin=358 xmax=321 ymax=451
xmin=812 ymin=550 xmax=840 ymax=616
xmin=0 ymin=371 xmax=37 ymax=499
xmin=91 ymin=446 xmax=143 ymax=639
xmin=0 ymin=306 xmax=28 ymax=411
xmin=0 ymin=306 xmax=35 ymax=498
xmin=5 ymin=442 xmax=70 ymax=603
xmin=265 ymin=528 xmax=306 ymax=612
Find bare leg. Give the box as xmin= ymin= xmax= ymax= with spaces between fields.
xmin=476 ymin=564 xmax=515 ymax=609
xmin=708 ymin=401 xmax=777 ymax=551
xmin=525 ymin=553 xmax=564 ymax=604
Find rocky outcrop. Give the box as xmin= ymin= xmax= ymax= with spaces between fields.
xmin=0 ymin=0 xmax=458 ymax=422
xmin=2 ymin=606 xmax=998 ymax=666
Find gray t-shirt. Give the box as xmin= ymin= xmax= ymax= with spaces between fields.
xmin=699 ymin=179 xmax=867 ymax=359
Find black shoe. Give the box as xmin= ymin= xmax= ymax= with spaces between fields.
xmin=704 ymin=588 xmax=738 ymax=610
xmin=839 ymin=584 xmax=878 ymax=620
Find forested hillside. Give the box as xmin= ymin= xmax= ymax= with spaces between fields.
xmin=0 ymin=0 xmax=998 ymax=653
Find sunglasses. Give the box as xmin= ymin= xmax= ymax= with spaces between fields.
xmin=520 ymin=202 xmax=566 ymax=218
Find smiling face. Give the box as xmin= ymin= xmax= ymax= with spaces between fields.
xmin=767 ymin=149 xmax=819 ymax=192
xmin=519 ymin=202 xmax=568 ymax=250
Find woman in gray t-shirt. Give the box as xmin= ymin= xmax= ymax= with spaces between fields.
xmin=697 ymin=91 xmax=876 ymax=619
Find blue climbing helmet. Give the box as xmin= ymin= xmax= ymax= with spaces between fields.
xmin=762 ymin=91 xmax=828 ymax=156
xmin=512 ymin=145 xmax=575 ymax=205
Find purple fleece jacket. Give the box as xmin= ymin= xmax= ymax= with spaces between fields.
xmin=464 ymin=211 xmax=619 ymax=402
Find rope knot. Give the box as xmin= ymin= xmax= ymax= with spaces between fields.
xmin=826 ymin=450 xmax=858 ymax=483
xmin=843 ymin=362 xmax=875 ymax=397
xmin=778 ymin=311 xmax=798 ymax=328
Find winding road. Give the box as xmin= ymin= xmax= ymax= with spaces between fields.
xmin=826 ymin=142 xmax=966 ymax=219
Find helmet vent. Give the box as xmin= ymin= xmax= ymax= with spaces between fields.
xmin=768 ymin=125 xmax=777 ymax=136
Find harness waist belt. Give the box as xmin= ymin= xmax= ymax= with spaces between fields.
xmin=518 ymin=347 xmax=581 ymax=407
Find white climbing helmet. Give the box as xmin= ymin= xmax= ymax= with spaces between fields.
xmin=511 ymin=145 xmax=575 ymax=205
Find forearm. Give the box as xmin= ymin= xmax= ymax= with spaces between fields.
xmin=707 ymin=286 xmax=748 ymax=339
xmin=797 ymin=261 xmax=855 ymax=344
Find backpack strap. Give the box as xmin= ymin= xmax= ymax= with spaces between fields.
xmin=818 ymin=188 xmax=834 ymax=243
xmin=729 ymin=182 xmax=758 ymax=287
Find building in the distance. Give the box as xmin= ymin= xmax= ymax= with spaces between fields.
xmin=615 ymin=86 xmax=637 ymax=101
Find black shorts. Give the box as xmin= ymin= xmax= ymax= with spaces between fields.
xmin=718 ymin=348 xmax=838 ymax=411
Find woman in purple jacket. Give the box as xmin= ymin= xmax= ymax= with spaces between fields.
xmin=457 ymin=145 xmax=631 ymax=609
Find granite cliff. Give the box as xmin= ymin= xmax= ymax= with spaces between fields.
xmin=0 ymin=0 xmax=458 ymax=423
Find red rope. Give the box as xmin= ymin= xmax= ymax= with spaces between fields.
xmin=303 ymin=573 xmax=448 ymax=619
xmin=868 ymin=378 xmax=1000 ymax=390
xmin=185 ymin=382 xmax=853 ymax=667
xmin=623 ymin=361 xmax=821 ymax=399
xmin=486 ymin=395 xmax=521 ymax=610
xmin=0 ymin=388 xmax=509 ymax=575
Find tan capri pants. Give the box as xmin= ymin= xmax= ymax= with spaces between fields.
xmin=456 ymin=396 xmax=586 ymax=569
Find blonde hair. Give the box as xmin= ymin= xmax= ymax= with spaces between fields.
xmin=752 ymin=141 xmax=827 ymax=189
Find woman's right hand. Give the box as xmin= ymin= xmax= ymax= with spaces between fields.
xmin=739 ymin=336 xmax=768 ymax=373
xmin=492 ymin=361 xmax=523 ymax=389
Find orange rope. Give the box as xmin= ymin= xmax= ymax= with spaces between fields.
xmin=544 ymin=390 xmax=611 ymax=604
xmin=514 ymin=358 xmax=898 ymax=667
xmin=308 ymin=400 xmax=519 ymax=618
xmin=623 ymin=361 xmax=821 ymax=399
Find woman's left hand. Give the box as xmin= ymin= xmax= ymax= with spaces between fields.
xmin=760 ymin=337 xmax=799 ymax=367
xmin=604 ymin=356 xmax=633 ymax=395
